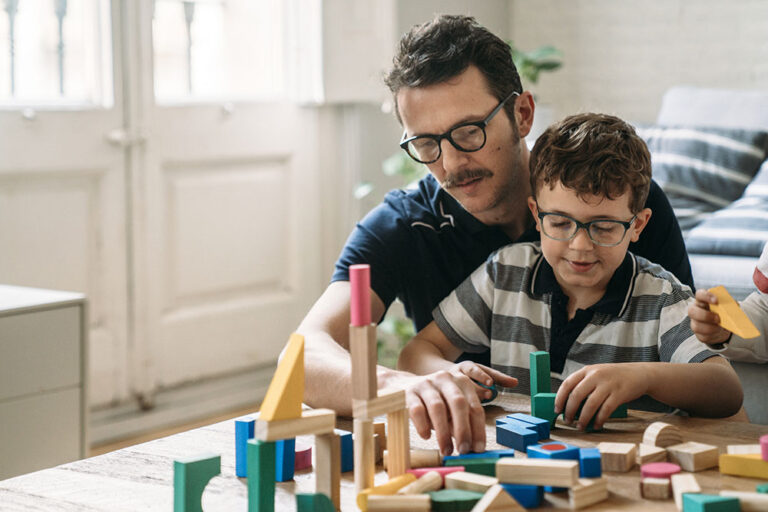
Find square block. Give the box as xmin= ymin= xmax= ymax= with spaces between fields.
xmin=532 ymin=393 xmax=557 ymax=426
xmin=667 ymin=441 xmax=719 ymax=472
xmin=597 ymin=442 xmax=637 ymax=473
xmin=496 ymin=421 xmax=538 ymax=452
xmin=579 ymin=447 xmax=602 ymax=478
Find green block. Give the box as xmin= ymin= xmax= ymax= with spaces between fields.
xmin=564 ymin=401 xmax=629 ymax=431
xmin=757 ymin=483 xmax=768 ymax=493
xmin=532 ymin=392 xmax=557 ymax=426
xmin=173 ymin=453 xmax=221 ymax=512
xmin=444 ymin=457 xmax=497 ymax=477
xmin=682 ymin=493 xmax=740 ymax=512
xmin=296 ymin=493 xmax=335 ymax=512
xmin=248 ymin=439 xmax=275 ymax=512
xmin=429 ymin=489 xmax=484 ymax=511
xmin=529 ymin=351 xmax=550 ymax=397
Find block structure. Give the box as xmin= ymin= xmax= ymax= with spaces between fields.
xmin=667 ymin=441 xmax=719 ymax=472
xmin=527 ymin=442 xmax=580 ymax=492
xmin=173 ymin=454 xmax=221 ymax=512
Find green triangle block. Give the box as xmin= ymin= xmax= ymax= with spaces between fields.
xmin=174 ymin=454 xmax=221 ymax=512
xmin=682 ymin=493 xmax=740 ymax=512
xmin=297 ymin=493 xmax=335 ymax=512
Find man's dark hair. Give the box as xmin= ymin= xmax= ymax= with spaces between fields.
xmin=529 ymin=113 xmax=652 ymax=213
xmin=385 ymin=15 xmax=522 ymax=123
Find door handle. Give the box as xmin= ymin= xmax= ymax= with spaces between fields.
xmin=106 ymin=128 xmax=146 ymax=147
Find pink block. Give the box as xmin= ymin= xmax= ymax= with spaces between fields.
xmin=641 ymin=462 xmax=681 ymax=479
xmin=349 ymin=264 xmax=371 ymax=326
xmin=761 ymin=434 xmax=768 ymax=462
xmin=407 ymin=466 xmax=464 ymax=483
xmin=295 ymin=442 xmax=312 ymax=471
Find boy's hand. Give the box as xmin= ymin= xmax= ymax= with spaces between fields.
xmin=554 ymin=364 xmax=647 ymax=430
xmin=688 ymin=289 xmax=731 ymax=345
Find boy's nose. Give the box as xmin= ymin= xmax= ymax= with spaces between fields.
xmin=569 ymin=227 xmax=595 ymax=250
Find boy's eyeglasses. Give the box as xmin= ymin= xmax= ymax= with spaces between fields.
xmin=537 ymin=210 xmax=637 ymax=247
xmin=399 ymin=90 xmax=520 ymax=164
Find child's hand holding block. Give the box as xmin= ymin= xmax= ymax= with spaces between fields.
xmin=708 ymin=285 xmax=760 ymax=339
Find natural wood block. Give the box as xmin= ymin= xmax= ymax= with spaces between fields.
xmin=641 ymin=477 xmax=671 ymax=500
xmin=315 ymin=433 xmax=340 ymax=510
xmin=671 ymin=473 xmax=701 ymax=511
xmin=666 ymin=441 xmax=719 ymax=472
xmin=719 ymin=453 xmax=768 ymax=479
xmin=470 ymin=484 xmax=525 ymax=511
xmin=258 ymin=333 xmax=304 ymax=421
xmin=637 ymin=444 xmax=667 ymax=464
xmin=255 ymin=409 xmax=336 ymax=442
xmin=444 ymin=471 xmax=499 ymax=493
xmin=357 ymin=474 xmax=417 ymax=511
xmin=366 ymin=494 xmax=431 ymax=511
xmin=597 ymin=442 xmax=637 ymax=472
xmin=373 ymin=422 xmax=387 ymax=450
xmin=353 ymin=389 xmax=406 ymax=420
xmin=720 ymin=490 xmax=768 ymax=511
xmin=496 ymin=458 xmax=579 ymax=487
xmin=350 ymin=324 xmax=378 ymax=400
xmin=408 ymin=466 xmax=466 ymax=483
xmin=709 ymin=285 xmax=760 ymax=338
xmin=384 ymin=449 xmax=441 ymax=470
xmin=643 ymin=422 xmax=682 ymax=447
xmin=354 ymin=419 xmax=376 ymax=494
xmin=569 ymin=478 xmax=609 ymax=510
xmin=396 ymin=470 xmax=443 ymax=495
xmin=726 ymin=444 xmax=761 ymax=455
xmin=386 ymin=408 xmax=411 ymax=478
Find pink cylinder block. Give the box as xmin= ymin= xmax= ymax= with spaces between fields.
xmin=407 ymin=466 xmax=465 ymax=484
xmin=761 ymin=434 xmax=768 ymax=462
xmin=640 ymin=462 xmax=681 ymax=479
xmin=350 ymin=264 xmax=371 ymax=326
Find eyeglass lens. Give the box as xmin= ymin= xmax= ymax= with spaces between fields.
xmin=406 ymin=124 xmax=486 ymax=163
xmin=541 ymin=214 xmax=628 ymax=246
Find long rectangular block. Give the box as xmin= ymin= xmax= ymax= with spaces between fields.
xmin=720 ymin=490 xmax=768 ymax=511
xmin=275 ymin=438 xmax=295 ymax=482
xmin=354 ymin=419 xmax=376 ymax=493
xmin=255 ymin=409 xmax=336 ymax=441
xmin=336 ymin=429 xmax=354 ymax=473
xmin=529 ymin=351 xmax=550 ymax=396
xmin=682 ymin=493 xmax=740 ymax=512
xmin=671 ymin=473 xmax=701 ymax=510
xmin=315 ymin=432 xmax=340 ymax=509
xmin=349 ymin=323 xmax=378 ymax=400
xmin=443 ymin=449 xmax=515 ymax=462
xmin=366 ymin=494 xmax=431 ymax=511
xmin=496 ymin=421 xmax=538 ymax=452
xmin=719 ymin=453 xmax=768 ymax=479
xmin=386 ymin=409 xmax=411 ymax=478
xmin=247 ymin=440 xmax=275 ymax=512
xmin=444 ymin=458 xmax=497 ymax=477
xmin=235 ymin=417 xmax=256 ymax=477
xmin=353 ymin=389 xmax=406 ymax=420
xmin=527 ymin=441 xmax=580 ymax=492
xmin=444 ymin=471 xmax=499 ymax=493
xmin=496 ymin=458 xmax=579 ymax=487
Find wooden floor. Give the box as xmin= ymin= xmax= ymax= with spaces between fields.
xmin=88 ymin=403 xmax=259 ymax=456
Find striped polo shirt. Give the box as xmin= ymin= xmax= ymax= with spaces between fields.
xmin=433 ymin=242 xmax=718 ymax=398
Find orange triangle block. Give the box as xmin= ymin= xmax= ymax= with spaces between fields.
xmin=259 ymin=333 xmax=305 ymax=421
xmin=708 ymin=286 xmax=760 ymax=339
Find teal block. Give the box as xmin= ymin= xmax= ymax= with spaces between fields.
xmin=529 ymin=351 xmax=550 ymax=397
xmin=758 ymin=482 xmax=768 ymax=493
xmin=429 ymin=488 xmax=484 ymax=511
xmin=682 ymin=493 xmax=740 ymax=512
xmin=532 ymin=392 xmax=557 ymax=426
xmin=444 ymin=457 xmax=497 ymax=476
xmin=296 ymin=493 xmax=335 ymax=512
xmin=248 ymin=439 xmax=275 ymax=512
xmin=174 ymin=453 xmax=221 ymax=512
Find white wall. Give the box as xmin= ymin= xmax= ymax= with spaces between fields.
xmin=509 ymin=0 xmax=768 ymax=124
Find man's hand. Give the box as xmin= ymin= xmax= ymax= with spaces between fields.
xmin=688 ymin=289 xmax=731 ymax=345
xmin=554 ymin=363 xmax=648 ymax=431
xmin=402 ymin=362 xmax=517 ymax=456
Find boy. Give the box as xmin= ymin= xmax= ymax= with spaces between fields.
xmin=398 ymin=113 xmax=742 ymax=433
xmin=688 ymin=242 xmax=768 ymax=363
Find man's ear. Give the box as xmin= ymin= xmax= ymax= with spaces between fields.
xmin=514 ymin=91 xmax=535 ymax=138
xmin=527 ymin=196 xmax=541 ymax=232
xmin=629 ymin=208 xmax=653 ymax=242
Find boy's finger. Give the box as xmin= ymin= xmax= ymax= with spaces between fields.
xmin=694 ymin=289 xmax=717 ymax=304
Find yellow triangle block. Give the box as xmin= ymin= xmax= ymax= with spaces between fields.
xmin=471 ymin=484 xmax=525 ymax=511
xmin=259 ymin=333 xmax=304 ymax=421
xmin=708 ymin=286 xmax=760 ymax=339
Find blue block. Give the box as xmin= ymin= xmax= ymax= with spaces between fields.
xmin=235 ymin=417 xmax=255 ymax=477
xmin=443 ymin=449 xmax=516 ymax=463
xmin=505 ymin=413 xmax=550 ymax=440
xmin=336 ymin=429 xmax=354 ymax=473
xmin=527 ymin=442 xmax=580 ymax=492
xmin=500 ymin=483 xmax=543 ymax=508
xmin=275 ymin=438 xmax=295 ymax=482
xmin=579 ymin=447 xmax=602 ymax=478
xmin=496 ymin=421 xmax=538 ymax=452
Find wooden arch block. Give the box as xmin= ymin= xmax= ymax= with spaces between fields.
xmin=173 ymin=454 xmax=221 ymax=512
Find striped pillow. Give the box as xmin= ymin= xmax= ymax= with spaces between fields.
xmin=636 ymin=126 xmax=768 ymax=231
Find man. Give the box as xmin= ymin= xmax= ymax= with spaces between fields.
xmin=297 ymin=15 xmax=692 ymax=456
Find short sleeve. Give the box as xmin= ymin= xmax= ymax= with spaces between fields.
xmin=658 ymin=296 xmax=721 ymax=363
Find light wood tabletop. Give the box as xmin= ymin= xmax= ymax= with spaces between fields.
xmin=1 ymin=401 xmax=767 ymax=511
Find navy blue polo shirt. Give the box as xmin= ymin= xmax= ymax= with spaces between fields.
xmin=332 ymin=174 xmax=693 ymax=335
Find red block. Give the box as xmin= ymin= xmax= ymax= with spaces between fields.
xmin=294 ymin=442 xmax=312 ymax=471
xmin=761 ymin=434 xmax=768 ymax=462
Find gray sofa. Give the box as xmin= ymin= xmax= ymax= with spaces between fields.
xmin=652 ymin=86 xmax=768 ymax=424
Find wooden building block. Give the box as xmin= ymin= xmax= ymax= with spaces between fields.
xmin=568 ymin=478 xmax=609 ymax=510
xmin=495 ymin=421 xmax=538 ymax=452
xmin=641 ymin=477 xmax=671 ymax=500
xmin=671 ymin=473 xmax=701 ymax=511
xmin=357 ymin=474 xmax=417 ymax=511
xmin=247 ymin=440 xmax=275 ymax=512
xmin=444 ymin=471 xmax=499 ymax=493
xmin=335 ymin=428 xmax=354 ymax=473
xmin=396 ymin=470 xmax=443 ymax=495
xmin=374 ymin=433 xmax=384 ymax=463
xmin=496 ymin=458 xmax=579 ymax=487
xmin=641 ymin=461 xmax=681 ymax=479
xmin=579 ymin=447 xmax=602 ymax=478
xmin=443 ymin=458 xmax=498 ymax=477
xmin=726 ymin=444 xmax=761 ymax=455
xmin=720 ymin=490 xmax=768 ymax=511
xmin=386 ymin=408 xmax=411 ymax=478
xmin=429 ymin=489 xmax=485 ymax=512
xmin=762 ymin=434 xmax=768 ymax=461
xmin=709 ymin=285 xmax=760 ymax=338
xmin=315 ymin=432 xmax=340 ymax=510
xmin=384 ymin=449 xmax=441 ymax=470
xmin=258 ymin=333 xmax=304 ymax=421
xmin=682 ymin=493 xmax=740 ymax=512
xmin=499 ymin=483 xmax=543 ymax=508
xmin=470 ymin=484 xmax=525 ymax=511
xmin=531 ymin=392 xmax=558 ymax=426
xmin=527 ymin=442 xmax=580 ymax=461
xmin=529 ymin=351 xmax=551 ymax=396
xmin=366 ymin=494 xmax=431 ymax=511
xmin=349 ymin=324 xmax=378 ymax=401
xmin=757 ymin=483 xmax=768 ymax=493
xmin=275 ymin=438 xmax=295 ymax=482
xmin=173 ymin=453 xmax=221 ymax=512
xmin=597 ymin=442 xmax=637 ymax=472
xmin=373 ymin=422 xmax=387 ymax=449
xmin=294 ymin=442 xmax=312 ymax=471
xmin=667 ymin=442 xmax=719 ymax=472
xmin=408 ymin=466 xmax=465 ymax=483
xmin=643 ymin=422 xmax=683 ymax=447
xmin=638 ymin=443 xmax=668 ymax=464
xmin=719 ymin=453 xmax=768 ymax=479
xmin=255 ymin=408 xmax=335 ymax=442
xmin=443 ymin=449 xmax=515 ymax=463
xmin=235 ymin=417 xmax=255 ymax=477
xmin=296 ymin=492 xmax=335 ymax=512
xmin=354 ymin=419 xmax=376 ymax=494
xmin=353 ymin=389 xmax=406 ymax=420
xmin=502 ymin=413 xmax=550 ymax=440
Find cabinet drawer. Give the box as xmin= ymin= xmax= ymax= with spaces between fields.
xmin=0 ymin=306 xmax=81 ymax=402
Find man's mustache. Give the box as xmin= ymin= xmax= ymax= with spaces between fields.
xmin=442 ymin=169 xmax=493 ymax=189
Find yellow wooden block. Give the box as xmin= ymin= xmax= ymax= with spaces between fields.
xmin=719 ymin=453 xmax=768 ymax=479
xmin=357 ymin=474 xmax=417 ymax=511
xmin=258 ymin=333 xmax=304 ymax=421
xmin=709 ymin=286 xmax=760 ymax=339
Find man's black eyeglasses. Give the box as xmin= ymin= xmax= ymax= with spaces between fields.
xmin=399 ymin=90 xmax=520 ymax=164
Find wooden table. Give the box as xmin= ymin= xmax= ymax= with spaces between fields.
xmin=1 ymin=403 xmax=767 ymax=511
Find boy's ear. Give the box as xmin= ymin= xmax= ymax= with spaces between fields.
xmin=629 ymin=208 xmax=653 ymax=242
xmin=527 ymin=196 xmax=541 ymax=232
